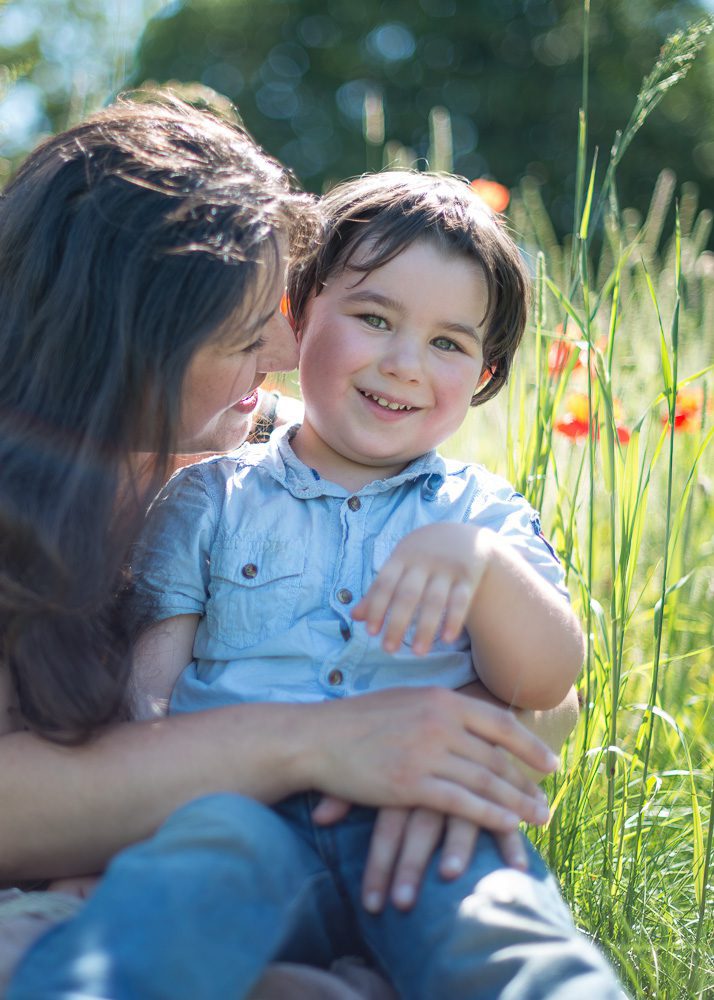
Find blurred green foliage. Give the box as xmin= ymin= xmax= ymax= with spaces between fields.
xmin=129 ymin=0 xmax=714 ymax=231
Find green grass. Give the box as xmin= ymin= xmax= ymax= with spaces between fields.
xmin=442 ymin=17 xmax=714 ymax=995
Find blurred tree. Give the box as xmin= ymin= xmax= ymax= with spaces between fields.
xmin=129 ymin=0 xmax=714 ymax=231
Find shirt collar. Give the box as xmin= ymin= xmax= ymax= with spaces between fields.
xmin=244 ymin=423 xmax=447 ymax=500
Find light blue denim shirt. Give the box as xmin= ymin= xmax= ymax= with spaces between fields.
xmin=132 ymin=425 xmax=569 ymax=713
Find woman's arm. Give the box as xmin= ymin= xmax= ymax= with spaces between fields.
xmin=0 ymin=678 xmax=558 ymax=882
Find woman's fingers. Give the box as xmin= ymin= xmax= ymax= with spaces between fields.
xmin=438 ymin=816 xmax=480 ymax=879
xmin=361 ymin=807 xmax=410 ymax=913
xmin=460 ymin=698 xmax=560 ymax=774
xmin=436 ymin=750 xmax=550 ymax=826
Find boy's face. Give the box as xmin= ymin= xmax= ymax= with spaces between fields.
xmin=294 ymin=238 xmax=488 ymax=488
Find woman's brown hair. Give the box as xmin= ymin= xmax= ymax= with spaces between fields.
xmin=0 ymin=94 xmax=313 ymax=742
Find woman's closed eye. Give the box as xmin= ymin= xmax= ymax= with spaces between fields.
xmin=241 ymin=334 xmax=267 ymax=355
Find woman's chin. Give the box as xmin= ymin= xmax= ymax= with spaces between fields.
xmin=178 ymin=409 xmax=254 ymax=455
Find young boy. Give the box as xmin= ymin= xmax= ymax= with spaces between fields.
xmin=121 ymin=172 xmax=624 ymax=998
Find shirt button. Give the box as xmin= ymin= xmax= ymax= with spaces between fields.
xmin=337 ymin=588 xmax=353 ymax=604
xmin=328 ymin=668 xmax=344 ymax=686
xmin=241 ymin=563 xmax=258 ymax=579
xmin=340 ymin=623 xmax=351 ymax=642
xmin=347 ymin=496 xmax=361 ymax=511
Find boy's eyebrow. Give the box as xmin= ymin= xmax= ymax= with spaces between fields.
xmin=342 ymin=289 xmax=484 ymax=343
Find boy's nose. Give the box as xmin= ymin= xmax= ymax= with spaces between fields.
xmin=377 ymin=335 xmax=423 ymax=382
xmin=256 ymin=310 xmax=298 ymax=374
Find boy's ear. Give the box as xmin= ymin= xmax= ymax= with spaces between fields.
xmin=477 ymin=364 xmax=494 ymax=388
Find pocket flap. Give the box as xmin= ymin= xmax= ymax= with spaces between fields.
xmin=211 ymin=538 xmax=306 ymax=587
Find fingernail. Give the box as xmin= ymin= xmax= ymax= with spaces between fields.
xmin=364 ymin=891 xmax=383 ymax=913
xmin=546 ymin=752 xmax=560 ymax=771
xmin=511 ymin=853 xmax=527 ymax=871
xmin=441 ymin=855 xmax=465 ymax=877
xmin=393 ymin=884 xmax=415 ymax=907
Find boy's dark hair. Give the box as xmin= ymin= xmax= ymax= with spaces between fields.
xmin=288 ymin=170 xmax=530 ymax=406
xmin=0 ymin=93 xmax=315 ymax=743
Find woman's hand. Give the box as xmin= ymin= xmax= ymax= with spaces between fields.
xmin=303 ymin=687 xmax=556 ymax=832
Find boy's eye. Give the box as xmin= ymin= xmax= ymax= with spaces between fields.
xmin=360 ymin=314 xmax=389 ymax=330
xmin=432 ymin=336 xmax=461 ymax=352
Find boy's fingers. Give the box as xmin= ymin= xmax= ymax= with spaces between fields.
xmin=361 ymin=807 xmax=409 ymax=913
xmin=352 ymin=562 xmax=403 ymax=633
xmin=410 ymin=576 xmax=451 ymax=655
xmin=311 ymin=795 xmax=352 ymax=826
xmin=441 ymin=579 xmax=474 ymax=643
xmin=492 ymin=829 xmax=529 ymax=871
xmin=439 ymin=816 xmax=480 ymax=879
xmin=381 ymin=567 xmax=428 ymax=652
xmin=389 ymin=808 xmax=445 ymax=910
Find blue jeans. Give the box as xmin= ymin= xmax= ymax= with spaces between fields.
xmin=9 ymin=793 xmax=626 ymax=999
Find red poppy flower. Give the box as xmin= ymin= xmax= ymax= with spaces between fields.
xmin=662 ymin=386 xmax=705 ymax=433
xmin=470 ymin=178 xmax=510 ymax=213
xmin=555 ymin=391 xmax=631 ymax=444
xmin=548 ymin=324 xmax=581 ymax=376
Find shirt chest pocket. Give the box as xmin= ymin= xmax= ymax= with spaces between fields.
xmin=206 ymin=538 xmax=307 ymax=649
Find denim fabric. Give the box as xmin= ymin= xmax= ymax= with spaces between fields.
xmin=9 ymin=793 xmax=627 ymax=1000
xmin=132 ymin=426 xmax=569 ymax=712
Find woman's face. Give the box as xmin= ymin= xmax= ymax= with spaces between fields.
xmin=177 ymin=280 xmax=298 ymax=454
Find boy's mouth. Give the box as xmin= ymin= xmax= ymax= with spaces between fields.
xmin=359 ymin=389 xmax=417 ymax=412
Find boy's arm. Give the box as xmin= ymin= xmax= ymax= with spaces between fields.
xmin=353 ymin=523 xmax=584 ymax=711
xmin=131 ymin=615 xmax=200 ymax=721
xmin=462 ymin=529 xmax=584 ymax=709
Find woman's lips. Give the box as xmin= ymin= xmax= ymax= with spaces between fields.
xmin=231 ymin=388 xmax=260 ymax=414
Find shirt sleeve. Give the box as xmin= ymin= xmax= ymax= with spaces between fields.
xmin=131 ymin=463 xmax=219 ymax=624
xmin=468 ymin=479 xmax=570 ymax=603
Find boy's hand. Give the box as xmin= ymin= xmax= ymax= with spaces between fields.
xmin=360 ymin=807 xmax=532 ymax=913
xmin=312 ymin=797 xmax=539 ymax=914
xmin=352 ymin=524 xmax=493 ymax=654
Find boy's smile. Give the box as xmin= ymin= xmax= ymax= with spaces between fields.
xmin=293 ymin=239 xmax=489 ymax=491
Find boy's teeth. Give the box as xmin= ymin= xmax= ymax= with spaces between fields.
xmin=364 ymin=391 xmax=413 ymax=411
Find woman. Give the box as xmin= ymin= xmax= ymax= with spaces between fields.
xmin=0 ymin=95 xmax=594 ymax=998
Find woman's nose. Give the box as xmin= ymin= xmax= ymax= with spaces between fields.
xmin=256 ymin=311 xmax=299 ymax=374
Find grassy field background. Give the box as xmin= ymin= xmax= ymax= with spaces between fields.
xmin=440 ymin=25 xmax=714 ymax=996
